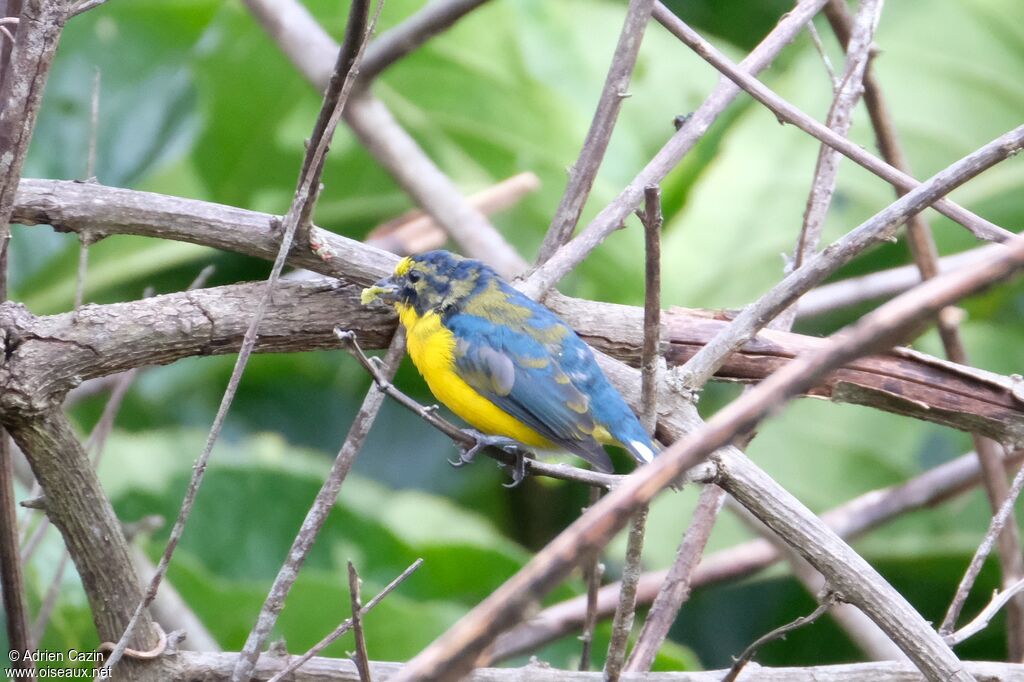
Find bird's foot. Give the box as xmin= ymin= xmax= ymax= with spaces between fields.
xmin=449 ymin=430 xmax=519 ymax=468
xmin=501 ymin=449 xmax=529 ymax=489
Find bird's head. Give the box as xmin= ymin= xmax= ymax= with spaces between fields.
xmin=361 ymin=250 xmax=490 ymax=316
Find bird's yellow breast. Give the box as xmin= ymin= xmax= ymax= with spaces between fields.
xmin=396 ymin=304 xmax=550 ymax=448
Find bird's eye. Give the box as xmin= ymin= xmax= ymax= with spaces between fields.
xmin=407 ymin=270 xmax=422 ymax=284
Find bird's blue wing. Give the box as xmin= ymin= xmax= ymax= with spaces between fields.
xmin=447 ymin=312 xmax=614 ymax=473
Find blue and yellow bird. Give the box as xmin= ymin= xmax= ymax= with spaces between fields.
xmin=361 ymin=250 xmax=656 ymax=476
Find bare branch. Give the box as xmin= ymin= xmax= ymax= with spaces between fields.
xmin=941 ymin=459 xmax=1024 ymax=635
xmin=723 ymin=595 xmax=836 ymax=682
xmin=604 ymin=506 xmax=648 ymax=681
xmin=347 ymin=562 xmax=373 ymax=682
xmin=0 ymin=0 xmax=70 ymax=239
xmin=536 ymin=0 xmax=656 ymax=262
xmin=165 ymin=654 xmax=1024 ymax=682
xmin=946 ymin=577 xmax=1024 ymax=647
xmin=651 ymin=4 xmax=1015 ymax=244
xmin=0 ymin=431 xmax=32 ymax=676
xmin=625 ymin=484 xmax=726 ymax=672
xmin=577 ymin=488 xmax=604 ymax=672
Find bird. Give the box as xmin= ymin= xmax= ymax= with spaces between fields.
xmin=361 ymin=250 xmax=657 ymax=480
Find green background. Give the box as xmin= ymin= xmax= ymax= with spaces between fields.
xmin=6 ymin=0 xmax=1024 ymax=672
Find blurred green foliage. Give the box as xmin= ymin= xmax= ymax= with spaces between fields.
xmin=7 ymin=0 xmax=1024 ymax=673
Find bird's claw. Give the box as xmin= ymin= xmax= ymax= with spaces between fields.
xmin=449 ymin=432 xmax=529 ymax=488
xmin=501 ymin=451 xmax=528 ymax=488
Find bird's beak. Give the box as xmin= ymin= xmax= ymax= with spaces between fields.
xmin=361 ymin=275 xmax=400 ymax=307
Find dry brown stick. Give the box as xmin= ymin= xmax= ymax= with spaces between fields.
xmin=347 ymin=562 xmax=373 ymax=682
xmin=674 ymin=124 xmax=1024 ymax=392
xmin=650 ymin=3 xmax=1014 ymax=245
xmin=265 ymin=559 xmax=424 ymax=682
xmin=578 ymin=488 xmax=604 ymax=672
xmin=823 ymin=0 xmax=1024 ymax=657
xmin=723 ymin=596 xmax=837 ymax=682
xmin=536 ymin=0 xmax=656 ymax=263
xmin=0 ymin=431 xmax=32 ymax=677
xmin=941 ymin=459 xmax=1024 ymax=637
xmin=792 ymin=0 xmax=880 ymax=272
xmin=521 ymin=0 xmax=833 ymax=300
xmin=603 ymin=185 xmax=663 ymax=678
xmin=492 ymin=447 xmax=1024 ymax=662
xmin=0 ymin=0 xmax=68 ymax=238
xmin=394 ymin=235 xmax=1024 ymax=682
xmin=232 ymin=332 xmax=405 ymax=681
xmin=625 ymin=484 xmax=725 ymax=671
xmin=604 ymin=506 xmax=649 ymax=681
xmin=741 ymin=0 xmax=888 ymax=657
xmin=103 ymin=3 xmax=384 ymax=673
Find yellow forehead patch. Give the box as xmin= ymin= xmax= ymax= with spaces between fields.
xmin=395 ymin=257 xmax=413 ymax=276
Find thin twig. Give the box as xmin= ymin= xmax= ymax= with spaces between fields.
xmin=946 ymin=577 xmax=1024 ymax=647
xmin=578 ymin=488 xmax=604 ymax=672
xmin=334 ymin=328 xmax=629 ymax=490
xmin=723 ymin=595 xmax=837 ymax=682
xmin=103 ymin=3 xmax=385 ymax=672
xmin=233 ymin=332 xmax=405 ymax=681
xmin=604 ymin=184 xmax=663 ymax=679
xmin=347 ymin=562 xmax=373 ymax=682
xmin=536 ymin=0 xmax=656 ymax=263
xmin=604 ymin=505 xmax=649 ymax=681
xmin=30 ymin=549 xmax=70 ymax=647
xmin=266 ymin=559 xmax=424 ymax=682
xmin=941 ymin=460 xmax=1024 ymax=635
xmin=650 ymin=3 xmax=1015 ymax=245
xmin=625 ymin=484 xmax=726 ymax=672
xmin=805 ymin=21 xmax=838 ymax=88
